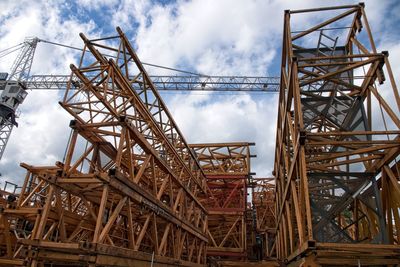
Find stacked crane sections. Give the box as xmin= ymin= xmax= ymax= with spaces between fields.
xmin=189 ymin=143 xmax=252 ymax=260
xmin=0 ymin=28 xmax=208 ymax=267
xmin=251 ymin=178 xmax=275 ymax=257
xmin=274 ymin=3 xmax=400 ymax=265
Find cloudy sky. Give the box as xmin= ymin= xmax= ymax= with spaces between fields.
xmin=0 ymin=0 xmax=399 ymax=187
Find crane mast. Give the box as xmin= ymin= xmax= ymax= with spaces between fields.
xmin=0 ymin=37 xmax=39 ymax=160
xmin=8 ymin=37 xmax=39 ymax=81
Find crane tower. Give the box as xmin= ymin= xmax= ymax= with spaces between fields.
xmin=0 ymin=37 xmax=39 ymax=159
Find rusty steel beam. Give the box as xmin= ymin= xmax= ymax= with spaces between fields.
xmin=273 ymin=3 xmax=400 ymax=265
xmin=0 ymin=28 xmax=209 ymax=267
xmin=190 ymin=143 xmax=253 ymax=261
xmin=251 ymin=178 xmax=276 ymax=259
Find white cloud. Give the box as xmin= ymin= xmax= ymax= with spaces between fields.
xmin=131 ymin=0 xmax=286 ymax=75
xmin=77 ymin=0 xmax=120 ymax=11
xmin=0 ymin=91 xmax=71 ymax=183
xmin=0 ymin=0 xmax=99 ymax=185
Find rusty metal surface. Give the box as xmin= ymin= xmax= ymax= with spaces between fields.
xmin=273 ymin=3 xmax=400 ymax=265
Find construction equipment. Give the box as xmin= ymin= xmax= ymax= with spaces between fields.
xmin=0 ymin=38 xmax=279 ymax=161
xmin=0 ymin=27 xmax=210 ymax=267
xmin=0 ymin=37 xmax=39 ymax=160
xmin=189 ymin=143 xmax=253 ymax=261
xmin=250 ymin=178 xmax=275 ymax=259
xmin=273 ymin=3 xmax=400 ymax=265
xmin=0 ymin=3 xmax=399 ymax=267
xmin=26 ymin=74 xmax=279 ymax=92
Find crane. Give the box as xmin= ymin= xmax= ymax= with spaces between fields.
xmin=26 ymin=74 xmax=279 ymax=92
xmin=0 ymin=37 xmax=280 ymax=160
xmin=0 ymin=37 xmax=39 ymax=160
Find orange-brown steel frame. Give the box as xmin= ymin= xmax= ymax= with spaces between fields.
xmin=251 ymin=178 xmax=275 ymax=258
xmin=0 ymin=28 xmax=209 ymax=267
xmin=189 ymin=143 xmax=252 ymax=260
xmin=1 ymin=3 xmax=399 ymax=267
xmin=274 ymin=3 xmax=400 ymax=266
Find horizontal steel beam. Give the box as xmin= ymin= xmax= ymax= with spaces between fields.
xmin=23 ymin=75 xmax=280 ymax=92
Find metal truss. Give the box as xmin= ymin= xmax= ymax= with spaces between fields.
xmin=1 ymin=3 xmax=399 ymax=267
xmin=8 ymin=38 xmax=39 ymax=81
xmin=273 ymin=3 xmax=400 ymax=265
xmin=0 ymin=28 xmax=209 ymax=266
xmin=0 ymin=38 xmax=39 ymax=160
xmin=0 ymin=122 xmax=13 ymax=160
xmin=0 ymin=37 xmax=279 ymax=162
xmin=251 ymin=178 xmax=276 ymax=258
xmin=25 ymin=74 xmax=279 ymax=92
xmin=190 ymin=143 xmax=253 ymax=260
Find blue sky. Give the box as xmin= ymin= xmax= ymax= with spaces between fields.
xmin=0 ymin=0 xmax=399 ymax=186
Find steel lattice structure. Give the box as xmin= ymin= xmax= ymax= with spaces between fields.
xmin=273 ymin=3 xmax=400 ymax=265
xmin=0 ymin=28 xmax=209 ymax=267
xmin=7 ymin=38 xmax=39 ymax=82
xmin=189 ymin=143 xmax=252 ymax=261
xmin=1 ymin=3 xmax=400 ymax=267
xmin=25 ymin=75 xmax=280 ymax=92
xmin=0 ymin=38 xmax=39 ymax=160
xmin=251 ymin=178 xmax=276 ymax=258
xmin=0 ymin=37 xmax=279 ymax=162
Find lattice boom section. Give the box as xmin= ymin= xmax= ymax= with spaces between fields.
xmin=63 ymin=27 xmax=206 ymax=193
xmin=190 ymin=143 xmax=253 ymax=176
xmin=190 ymin=143 xmax=252 ymax=260
xmin=274 ymin=3 xmax=400 ymax=264
xmin=252 ymin=178 xmax=275 ymax=233
xmin=251 ymin=178 xmax=276 ymax=259
xmin=0 ymin=162 xmax=207 ymax=266
xmin=0 ymin=28 xmax=208 ymax=267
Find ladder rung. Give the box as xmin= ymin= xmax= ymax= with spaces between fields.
xmin=330 ymin=105 xmax=346 ymax=116
xmin=336 ymin=90 xmax=354 ymax=101
xmin=333 ymin=96 xmax=350 ymax=104
xmin=321 ymin=32 xmax=336 ymax=42
xmin=320 ymin=42 xmax=335 ymax=51
xmin=317 ymin=50 xmax=330 ymax=57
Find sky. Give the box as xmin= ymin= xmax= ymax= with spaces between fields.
xmin=0 ymin=0 xmax=399 ymax=187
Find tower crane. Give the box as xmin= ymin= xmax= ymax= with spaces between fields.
xmin=0 ymin=37 xmax=280 ymax=160
xmin=0 ymin=37 xmax=39 ymax=160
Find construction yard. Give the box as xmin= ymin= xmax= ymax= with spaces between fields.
xmin=0 ymin=2 xmax=399 ymax=267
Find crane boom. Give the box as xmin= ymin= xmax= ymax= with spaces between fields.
xmin=26 ymin=74 xmax=280 ymax=92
